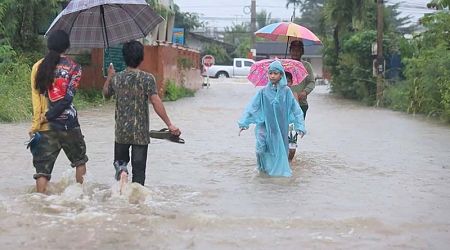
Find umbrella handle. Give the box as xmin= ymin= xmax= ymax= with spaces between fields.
xmin=100 ymin=5 xmax=110 ymax=49
xmin=284 ymin=36 xmax=290 ymax=59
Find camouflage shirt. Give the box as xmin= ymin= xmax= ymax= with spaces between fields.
xmin=107 ymin=70 xmax=157 ymax=145
xmin=289 ymin=60 xmax=315 ymax=106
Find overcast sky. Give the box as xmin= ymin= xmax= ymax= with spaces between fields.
xmin=174 ymin=0 xmax=437 ymax=30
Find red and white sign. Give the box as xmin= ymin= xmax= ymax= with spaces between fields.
xmin=202 ymin=55 xmax=215 ymax=67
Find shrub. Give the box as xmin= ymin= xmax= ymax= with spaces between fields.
xmin=164 ymin=80 xmax=195 ymax=101
xmin=0 ymin=46 xmax=105 ymax=122
xmin=384 ymin=81 xmax=411 ymax=111
xmin=73 ymin=89 xmax=105 ymax=109
xmin=0 ymin=51 xmax=32 ymax=122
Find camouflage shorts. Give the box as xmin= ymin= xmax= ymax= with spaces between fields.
xmin=32 ymin=127 xmax=88 ymax=180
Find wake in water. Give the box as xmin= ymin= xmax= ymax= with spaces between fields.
xmin=20 ymin=169 xmax=152 ymax=210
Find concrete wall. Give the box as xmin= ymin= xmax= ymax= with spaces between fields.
xmin=79 ymin=43 xmax=202 ymax=96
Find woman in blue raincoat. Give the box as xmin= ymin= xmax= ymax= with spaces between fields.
xmin=238 ymin=61 xmax=305 ymax=177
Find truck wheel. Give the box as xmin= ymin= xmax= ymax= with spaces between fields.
xmin=216 ymin=71 xmax=229 ymax=78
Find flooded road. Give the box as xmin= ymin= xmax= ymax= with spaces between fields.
xmin=1 ymin=78 xmax=450 ymax=249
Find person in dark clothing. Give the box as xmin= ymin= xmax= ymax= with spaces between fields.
xmin=103 ymin=40 xmax=181 ymax=186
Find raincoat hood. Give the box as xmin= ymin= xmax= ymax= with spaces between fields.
xmin=268 ymin=60 xmax=287 ymax=88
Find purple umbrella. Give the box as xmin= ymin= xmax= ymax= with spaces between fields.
xmin=46 ymin=0 xmax=164 ymax=48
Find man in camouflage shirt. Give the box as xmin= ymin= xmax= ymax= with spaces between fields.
xmin=289 ymin=40 xmax=315 ymax=118
xmin=103 ymin=41 xmax=181 ymax=186
xmin=288 ymin=40 xmax=315 ymax=161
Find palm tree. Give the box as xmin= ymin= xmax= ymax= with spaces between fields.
xmin=292 ymin=0 xmax=325 ymax=35
xmin=427 ymin=0 xmax=450 ymax=9
xmin=256 ymin=10 xmax=273 ymax=29
xmin=285 ymin=0 xmax=304 ymax=20
xmin=323 ymin=0 xmax=371 ymax=61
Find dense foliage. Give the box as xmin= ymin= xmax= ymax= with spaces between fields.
xmin=0 ymin=0 xmax=60 ymax=53
xmin=385 ymin=12 xmax=450 ymax=121
xmin=0 ymin=0 xmax=52 ymax=121
xmin=290 ymin=0 xmax=449 ymax=121
xmin=173 ymin=4 xmax=203 ymax=32
xmin=202 ymin=43 xmax=232 ymax=65
xmin=0 ymin=45 xmax=32 ymax=122
xmin=0 ymin=1 xmax=200 ymax=122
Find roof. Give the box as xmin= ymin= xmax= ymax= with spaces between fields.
xmin=187 ymin=32 xmax=236 ymax=52
xmin=255 ymin=41 xmax=323 ymax=58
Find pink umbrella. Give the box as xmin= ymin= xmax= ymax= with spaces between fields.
xmin=247 ymin=59 xmax=308 ymax=87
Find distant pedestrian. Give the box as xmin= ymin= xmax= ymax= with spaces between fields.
xmin=103 ymin=40 xmax=181 ymax=187
xmin=29 ymin=30 xmax=88 ymax=193
xmin=288 ymin=40 xmax=315 ymax=161
xmin=238 ymin=61 xmax=305 ymax=177
xmin=285 ymin=72 xmax=301 ymax=158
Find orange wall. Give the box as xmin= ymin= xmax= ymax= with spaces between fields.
xmin=79 ymin=48 xmax=105 ymax=89
xmin=80 ymin=42 xmax=201 ymax=96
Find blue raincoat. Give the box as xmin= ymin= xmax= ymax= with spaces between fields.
xmin=238 ymin=61 xmax=305 ymax=177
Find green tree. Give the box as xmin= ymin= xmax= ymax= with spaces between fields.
xmin=0 ymin=0 xmax=60 ymax=52
xmin=399 ymin=12 xmax=450 ymax=120
xmin=427 ymin=0 xmax=450 ymax=9
xmin=385 ymin=4 xmax=410 ymax=32
xmin=333 ymin=30 xmax=378 ymax=101
xmin=223 ymin=23 xmax=250 ymax=45
xmin=173 ymin=4 xmax=204 ymax=31
xmin=285 ymin=0 xmax=303 ymax=19
xmin=292 ymin=0 xmax=325 ymax=36
xmin=323 ymin=0 xmax=372 ymax=60
xmin=233 ymin=38 xmax=251 ymax=58
xmin=256 ymin=9 xmax=274 ymax=29
xmin=321 ymin=0 xmax=411 ymax=104
xmin=146 ymin=0 xmax=174 ymax=17
xmin=223 ymin=21 xmax=254 ymax=58
xmin=202 ymin=43 xmax=232 ymax=65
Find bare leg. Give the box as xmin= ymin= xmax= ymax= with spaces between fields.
xmin=75 ymin=164 xmax=86 ymax=184
xmin=288 ymin=149 xmax=296 ymax=162
xmin=36 ymin=177 xmax=49 ymax=193
xmin=119 ymin=171 xmax=128 ymax=194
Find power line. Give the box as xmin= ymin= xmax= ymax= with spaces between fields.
xmin=386 ymin=1 xmax=437 ymax=10
xmin=180 ymin=5 xmax=286 ymax=8
xmin=396 ymin=8 xmax=436 ymax=13
xmin=198 ymin=16 xmax=286 ymax=20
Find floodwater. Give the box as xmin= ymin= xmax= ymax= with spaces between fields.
xmin=1 ymin=78 xmax=449 ymax=249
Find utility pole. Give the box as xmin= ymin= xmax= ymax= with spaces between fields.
xmin=292 ymin=4 xmax=296 ymax=20
xmin=376 ymin=0 xmax=384 ymax=107
xmin=250 ymin=0 xmax=256 ymax=50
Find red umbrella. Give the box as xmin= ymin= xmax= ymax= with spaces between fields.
xmin=247 ymin=59 xmax=308 ymax=87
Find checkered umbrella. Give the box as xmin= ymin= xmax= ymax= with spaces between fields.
xmin=46 ymin=0 xmax=164 ymax=48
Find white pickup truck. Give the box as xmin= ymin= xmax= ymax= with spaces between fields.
xmin=202 ymin=58 xmax=255 ymax=78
